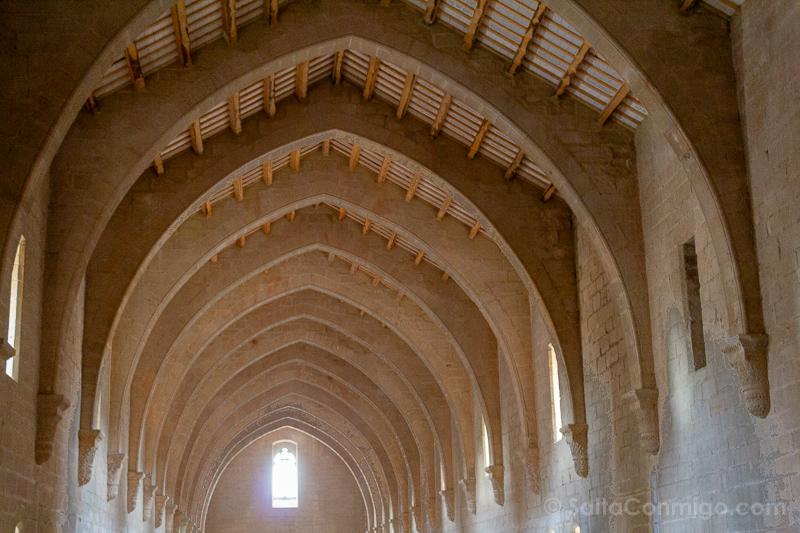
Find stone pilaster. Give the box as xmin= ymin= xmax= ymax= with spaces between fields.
xmin=127 ymin=471 xmax=145 ymax=513
xmin=631 ymin=388 xmax=660 ymax=454
xmin=35 ymin=393 xmax=70 ymax=464
xmin=524 ymin=444 xmax=541 ymax=493
xmin=401 ymin=510 xmax=410 ymax=533
xmin=485 ymin=465 xmax=504 ymax=505
xmin=459 ymin=477 xmax=476 ymax=514
xmin=439 ymin=488 xmax=454 ymax=521
xmin=560 ymin=423 xmax=589 ymax=477
xmin=721 ymin=334 xmax=770 ymax=418
xmin=410 ymin=506 xmax=422 ymax=533
xmin=78 ymin=429 xmax=103 ymax=486
xmin=425 ymin=497 xmax=437 ymax=527
xmin=107 ymin=454 xmax=126 ymax=501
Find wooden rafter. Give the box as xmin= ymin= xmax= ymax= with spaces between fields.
xmin=190 ymin=120 xmax=203 ymax=155
xmin=396 ymin=73 xmax=416 ymax=119
xmin=509 ymin=3 xmax=546 ymax=75
xmin=202 ymin=200 xmax=212 ymax=218
xmin=377 ymin=158 xmax=390 ymax=185
xmin=171 ymin=0 xmax=192 ymax=66
xmin=431 ymin=94 xmax=452 ymax=137
xmin=468 ymin=119 xmax=491 ymax=159
xmin=469 ymin=221 xmax=480 ymax=239
xmin=124 ymin=43 xmax=145 ymax=92
xmin=424 ymin=0 xmax=441 ymax=24
xmin=680 ymin=0 xmax=700 ymax=10
xmin=264 ymin=75 xmax=276 ymax=117
xmin=286 ymin=210 xmax=296 ymax=222
xmin=153 ymin=155 xmax=164 ymax=176
xmin=396 ymin=291 xmax=404 ymax=302
xmin=372 ymin=275 xmax=381 ymax=286
xmin=267 ymin=0 xmax=278 ymax=24
xmin=262 ymin=221 xmax=271 ymax=234
xmin=362 ymin=219 xmax=372 ymax=235
xmin=360 ymin=309 xmax=366 ymax=317
xmin=363 ymin=56 xmax=381 ymax=101
xmin=462 ymin=0 xmax=490 ymax=52
xmin=211 ymin=254 xmax=218 ymax=263
xmin=333 ymin=51 xmax=344 ymax=85
xmin=349 ymin=145 xmax=362 ymax=170
xmin=504 ymin=150 xmax=525 ymax=180
xmin=414 ymin=250 xmax=425 ymax=265
xmin=237 ymin=235 xmax=246 ymax=248
xmin=442 ymin=272 xmax=450 ymax=281
xmin=221 ymin=0 xmax=238 ymax=44
xmin=554 ymin=41 xmax=591 ymax=98
xmin=437 ymin=195 xmax=452 ymax=220
xmin=262 ymin=160 xmax=273 ymax=185
xmin=228 ymin=92 xmax=242 ymax=135
xmin=338 ymin=207 xmax=347 ymax=221
xmin=541 ymin=183 xmax=556 ymax=202
xmin=322 ymin=139 xmax=330 ymax=156
xmin=405 ymin=173 xmax=421 ymax=202
xmin=387 ymin=232 xmax=397 ymax=250
xmin=233 ymin=177 xmax=244 ymax=201
xmin=350 ymin=262 xmax=358 ymax=274
xmin=290 ymin=149 xmax=301 ymax=170
xmin=295 ymin=61 xmax=309 ymax=102
xmin=86 ymin=93 xmax=99 ymax=115
xmin=597 ymin=83 xmax=630 ymax=125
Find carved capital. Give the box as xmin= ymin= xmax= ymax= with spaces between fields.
xmin=127 ymin=471 xmax=145 ymax=513
xmin=78 ymin=429 xmax=103 ymax=486
xmin=425 ymin=497 xmax=437 ymax=527
xmin=439 ymin=488 xmax=454 ymax=521
xmin=165 ymin=503 xmax=177 ymax=533
xmin=1 ymin=341 xmax=14 ymax=361
xmin=524 ymin=445 xmax=541 ymax=493
xmin=484 ymin=465 xmax=505 ymax=505
xmin=155 ymin=495 xmax=169 ymax=528
xmin=459 ymin=477 xmax=476 ymax=514
xmin=560 ymin=423 xmax=589 ymax=477
xmin=143 ymin=483 xmax=158 ymax=521
xmin=721 ymin=334 xmax=770 ymax=418
xmin=631 ymin=388 xmax=660 ymax=454
xmin=107 ymin=454 xmax=126 ymax=501
xmin=35 ymin=393 xmax=70 ymax=464
xmin=410 ymin=506 xmax=422 ymax=533
xmin=401 ymin=511 xmax=410 ymax=533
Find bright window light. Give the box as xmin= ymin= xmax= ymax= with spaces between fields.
xmin=6 ymin=236 xmax=25 ymax=380
xmin=272 ymin=445 xmax=298 ymax=508
xmin=549 ymin=344 xmax=563 ymax=442
xmin=482 ymin=417 xmax=491 ymax=469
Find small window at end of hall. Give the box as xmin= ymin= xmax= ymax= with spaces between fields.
xmin=481 ymin=416 xmax=491 ymax=470
xmin=6 ymin=236 xmax=25 ymax=381
xmin=549 ymin=343 xmax=563 ymax=442
xmin=272 ymin=441 xmax=298 ymax=508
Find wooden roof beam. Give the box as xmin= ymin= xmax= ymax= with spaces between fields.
xmin=264 ymin=75 xmax=276 ymax=117
xmin=286 ymin=210 xmax=295 ymax=222
xmin=338 ymin=207 xmax=347 ymax=221
xmin=262 ymin=160 xmax=273 ymax=185
xmin=462 ymin=0 xmax=490 ymax=52
xmin=554 ymin=41 xmax=591 ymax=98
xmin=377 ymin=158 xmax=390 ymax=185
xmin=362 ymin=219 xmax=372 ymax=235
xmin=290 ymin=149 xmax=301 ymax=170
xmin=221 ymin=0 xmax=238 ymax=44
xmin=541 ymin=183 xmax=557 ymax=202
xmin=267 ymin=0 xmax=278 ymax=24
xmin=405 ymin=173 xmax=421 ymax=202
xmin=469 ymin=221 xmax=480 ymax=239
xmin=680 ymin=0 xmax=700 ymax=10
xmin=228 ymin=92 xmax=242 ymax=135
xmin=86 ymin=93 xmax=99 ymax=115
xmin=237 ymin=235 xmax=246 ymax=248
xmin=233 ymin=177 xmax=244 ymax=201
xmin=363 ymin=56 xmax=381 ymax=101
xmin=437 ymin=196 xmax=452 ymax=220
xmin=202 ymin=200 xmax=211 ymax=218
xmin=414 ymin=250 xmax=425 ymax=265
xmin=597 ymin=83 xmax=630 ymax=125
xmin=509 ymin=3 xmax=546 ymax=75
xmin=350 ymin=262 xmax=358 ymax=274
xmin=295 ymin=61 xmax=309 ymax=102
xmin=211 ymin=254 xmax=218 ymax=263
xmin=333 ymin=51 xmax=344 ymax=85
xmin=349 ymin=145 xmax=362 ymax=170
xmin=504 ymin=150 xmax=525 ymax=180
xmin=387 ymin=232 xmax=397 ymax=250
xmin=172 ymin=0 xmax=192 ymax=66
xmin=468 ymin=119 xmax=491 ymax=159
xmin=190 ymin=120 xmax=203 ymax=155
xmin=430 ymin=94 xmax=452 ymax=137
xmin=124 ymin=42 xmax=145 ymax=92
xmin=372 ymin=275 xmax=381 ymax=287
xmin=397 ymin=73 xmax=415 ymax=119
xmin=424 ymin=0 xmax=441 ymax=24
xmin=262 ymin=221 xmax=271 ymax=234
xmin=153 ymin=155 xmax=164 ymax=176
xmin=442 ymin=271 xmax=450 ymax=281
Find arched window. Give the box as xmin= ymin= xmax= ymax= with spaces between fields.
xmin=549 ymin=344 xmax=563 ymax=442
xmin=6 ymin=237 xmax=25 ymax=380
xmin=481 ymin=416 xmax=491 ymax=469
xmin=272 ymin=441 xmax=298 ymax=508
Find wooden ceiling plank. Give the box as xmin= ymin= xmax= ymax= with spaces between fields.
xmin=228 ymin=92 xmax=242 ymax=135
xmin=172 ymin=0 xmax=192 ymax=67
xmin=397 ymin=73 xmax=416 ymax=119
xmin=504 ymin=149 xmax=525 ymax=180
xmin=597 ymin=83 xmax=630 ymax=125
xmin=405 ymin=173 xmax=421 ymax=202
xmin=468 ymin=119 xmax=491 ymax=159
xmin=363 ymin=56 xmax=381 ymax=101
xmin=431 ymin=93 xmax=452 ymax=137
xmin=462 ymin=0 xmax=490 ymax=52
xmin=554 ymin=41 xmax=591 ymax=98
xmin=190 ymin=120 xmax=203 ymax=155
xmin=124 ymin=43 xmax=145 ymax=92
xmin=264 ymin=75 xmax=276 ymax=117
xmin=221 ymin=0 xmax=238 ymax=43
xmin=295 ymin=61 xmax=309 ymax=102
xmin=509 ymin=3 xmax=547 ymax=75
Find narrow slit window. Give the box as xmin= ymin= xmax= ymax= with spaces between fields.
xmin=272 ymin=441 xmax=298 ymax=508
xmin=6 ymin=236 xmax=25 ymax=380
xmin=683 ymin=238 xmax=706 ymax=371
xmin=481 ymin=416 xmax=491 ymax=469
xmin=549 ymin=344 xmax=563 ymax=442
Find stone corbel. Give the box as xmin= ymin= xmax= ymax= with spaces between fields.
xmin=524 ymin=445 xmax=541 ymax=493
xmin=78 ymin=429 xmax=103 ymax=486
xmin=107 ymin=454 xmax=126 ymax=501
xmin=1 ymin=341 xmax=14 ymax=361
xmin=35 ymin=393 xmax=70 ymax=464
xmin=721 ymin=334 xmax=770 ymax=418
xmin=127 ymin=471 xmax=145 ymax=513
xmin=155 ymin=495 xmax=169 ymax=528
xmin=401 ymin=511 xmax=410 ymax=533
xmin=440 ymin=488 xmax=454 ymax=521
xmin=165 ymin=503 xmax=177 ymax=533
xmin=560 ymin=423 xmax=589 ymax=478
xmin=425 ymin=497 xmax=437 ymax=527
xmin=630 ymin=388 xmax=660 ymax=454
xmin=484 ymin=465 xmax=504 ymax=506
xmin=459 ymin=477 xmax=476 ymax=514
xmin=410 ymin=506 xmax=422 ymax=533
xmin=143 ymin=483 xmax=158 ymax=521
